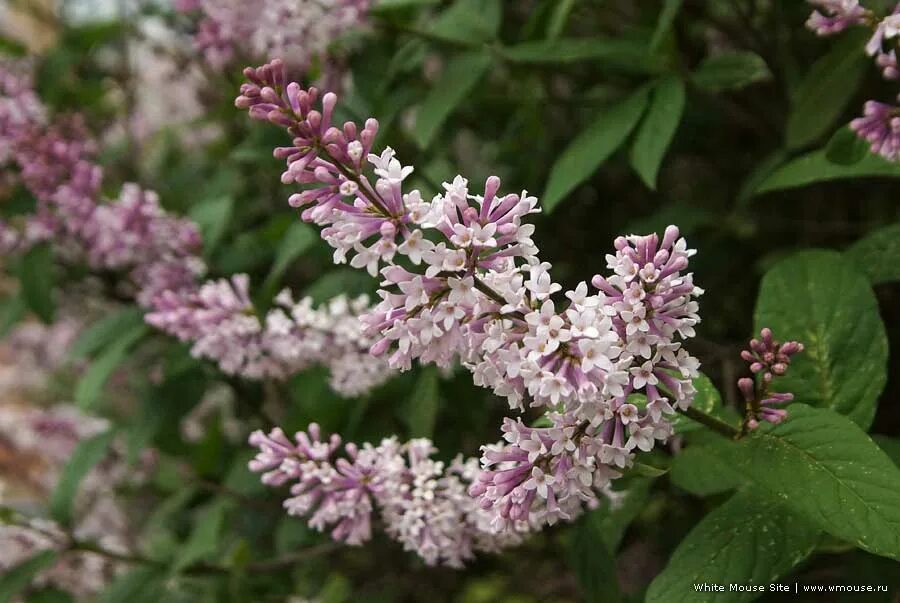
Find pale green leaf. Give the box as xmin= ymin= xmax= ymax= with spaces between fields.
xmin=51 ymin=429 xmax=115 ymax=525
xmin=753 ymin=149 xmax=900 ymax=195
xmin=785 ymin=30 xmax=869 ymax=149
xmin=630 ymin=75 xmax=686 ymax=189
xmin=20 ymin=243 xmax=55 ymax=323
xmin=189 ymin=196 xmax=233 ymax=256
xmin=404 ymin=367 xmax=440 ymax=438
xmin=543 ymin=87 xmax=650 ymax=212
xmin=414 ymin=51 xmax=492 ymax=148
xmin=69 ymin=307 xmax=145 ymax=359
xmin=75 ymin=324 xmax=149 ymax=410
xmin=691 ymin=51 xmax=770 ymax=92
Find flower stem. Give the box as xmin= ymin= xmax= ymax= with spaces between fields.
xmin=675 ymin=406 xmax=741 ymax=439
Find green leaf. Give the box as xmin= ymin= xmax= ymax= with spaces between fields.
xmin=754 ymin=251 xmax=887 ymax=429
xmin=20 ymin=243 xmax=55 ymax=323
xmin=752 ymin=148 xmax=900 ymax=195
xmin=785 ymin=30 xmax=869 ymax=150
xmin=735 ymin=149 xmax=788 ymax=206
xmin=0 ymin=550 xmax=58 ymax=603
xmin=97 ymin=567 xmax=168 ymax=603
xmin=75 ymin=323 xmax=149 ymax=410
xmin=0 ymin=295 xmax=26 ymax=338
xmin=824 ymin=126 xmax=869 ymax=165
xmin=428 ymin=0 xmax=501 ymax=45
xmin=69 ymin=307 xmax=146 ymax=359
xmin=171 ymin=499 xmax=230 ymax=574
xmin=646 ymin=489 xmax=820 ymax=603
xmin=629 ymin=75 xmax=686 ymax=189
xmin=845 ymin=222 xmax=900 ymax=285
xmin=543 ymin=87 xmax=650 ymax=212
xmin=670 ymin=442 xmax=743 ymax=496
xmin=404 ymin=367 xmax=440 ymax=438
xmin=691 ymin=51 xmax=770 ymax=92
xmin=733 ymin=404 xmax=900 ymax=560
xmin=51 ymin=429 xmax=115 ymax=525
xmin=263 ymin=221 xmax=317 ymax=292
xmin=634 ymin=461 xmax=669 ymax=477
xmin=650 ymin=0 xmax=683 ymax=50
xmin=189 ymin=196 xmax=234 ymax=256
xmin=567 ymin=514 xmax=621 ymax=603
xmin=414 ymin=51 xmax=492 ymax=148
xmin=500 ymin=37 xmax=660 ymax=73
xmin=545 ymin=0 xmax=575 ymax=40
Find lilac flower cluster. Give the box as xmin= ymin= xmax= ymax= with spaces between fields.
xmin=248 ymin=424 xmax=528 ymax=567
xmin=0 ymin=59 xmax=203 ymax=304
xmin=147 ymin=276 xmax=388 ymax=395
xmin=242 ymin=59 xmax=704 ymax=563
xmin=1 ymin=59 xmax=389 ymax=395
xmin=176 ymin=0 xmax=370 ymax=82
xmin=806 ymin=1 xmax=900 ymax=160
xmin=737 ymin=328 xmax=804 ymax=431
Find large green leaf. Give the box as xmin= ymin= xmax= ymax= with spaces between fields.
xmin=752 ymin=149 xmax=900 ymax=195
xmin=0 ymin=550 xmax=58 ymax=603
xmin=20 ymin=243 xmax=55 ymax=323
xmin=733 ymin=404 xmax=900 ymax=560
xmin=543 ymin=87 xmax=650 ymax=212
xmin=414 ymin=51 xmax=492 ymax=148
xmin=629 ymin=75 xmax=685 ymax=190
xmin=785 ymin=30 xmax=869 ymax=150
xmin=51 ymin=429 xmax=115 ymax=525
xmin=646 ymin=489 xmax=820 ymax=603
xmin=691 ymin=51 xmax=770 ymax=92
xmin=846 ymin=223 xmax=900 ymax=285
xmin=754 ymin=251 xmax=887 ymax=429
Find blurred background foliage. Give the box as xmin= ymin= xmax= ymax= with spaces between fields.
xmin=1 ymin=0 xmax=899 ymax=601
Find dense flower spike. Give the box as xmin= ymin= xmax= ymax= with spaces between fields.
xmin=0 ymin=59 xmax=389 ymax=394
xmin=738 ymin=328 xmax=804 ymax=431
xmin=248 ymin=424 xmax=529 ymax=567
xmin=239 ymin=60 xmax=705 ymax=560
xmin=147 ymin=277 xmax=388 ymax=394
xmin=807 ymin=1 xmax=900 ymax=161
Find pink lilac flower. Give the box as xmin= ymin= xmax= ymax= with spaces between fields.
xmin=248 ymin=424 xmax=527 ymax=567
xmin=2 ymin=58 xmax=388 ymax=395
xmin=147 ymin=276 xmax=389 ymax=394
xmin=239 ymin=60 xmax=705 ymax=547
xmin=738 ymin=328 xmax=804 ymax=430
xmin=806 ymin=0 xmax=872 ymax=35
xmin=181 ymin=0 xmax=370 ymax=78
xmin=850 ymin=98 xmax=900 ymax=160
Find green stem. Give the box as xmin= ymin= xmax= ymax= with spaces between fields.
xmin=676 ymin=406 xmax=741 ymax=440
